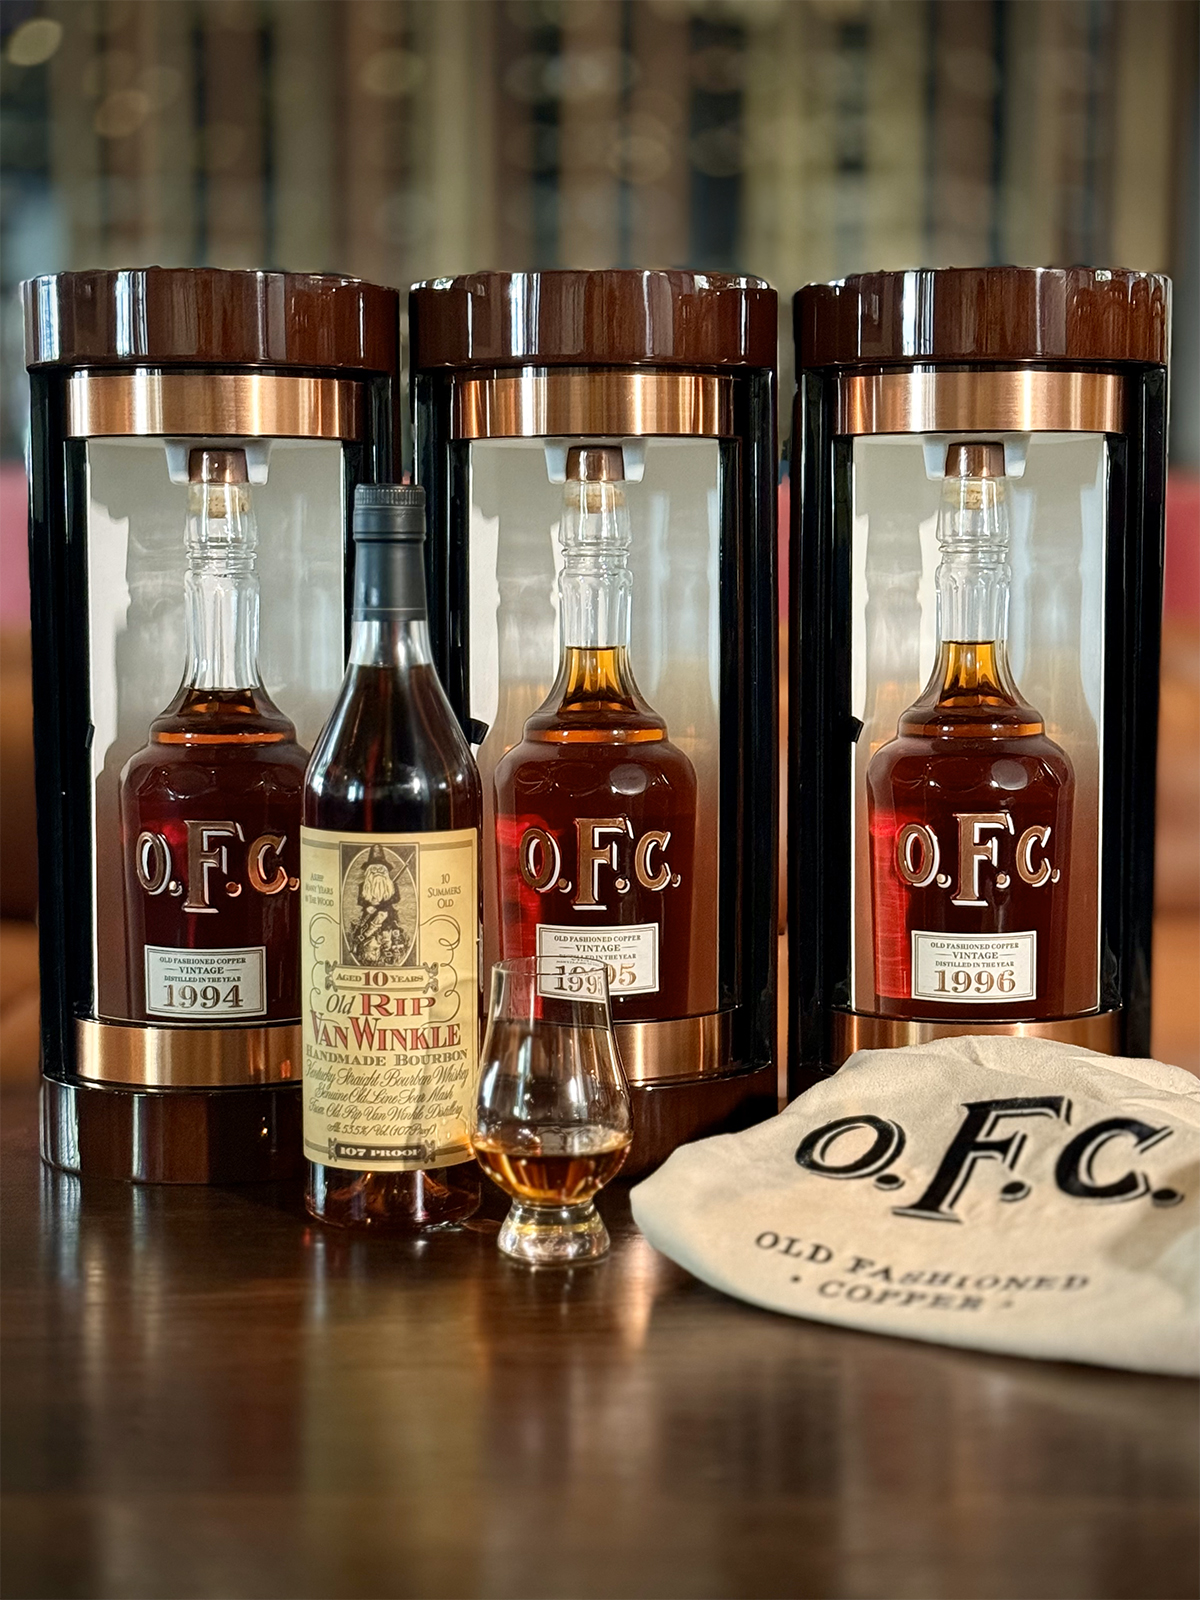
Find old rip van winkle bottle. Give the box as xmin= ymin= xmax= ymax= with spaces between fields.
xmin=866 ymin=441 xmax=1075 ymax=1021
xmin=120 ymin=448 xmax=307 ymax=1028
xmin=494 ymin=444 xmax=697 ymax=1020
xmin=301 ymin=484 xmax=481 ymax=1230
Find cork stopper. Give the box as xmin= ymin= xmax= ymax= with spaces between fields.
xmin=565 ymin=444 xmax=625 ymax=483
xmin=945 ymin=441 xmax=1005 ymax=480
xmin=188 ymin=447 xmax=249 ymax=485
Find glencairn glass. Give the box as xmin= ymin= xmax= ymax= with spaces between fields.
xmin=473 ymin=958 xmax=632 ymax=1263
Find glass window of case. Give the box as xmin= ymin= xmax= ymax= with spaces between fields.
xmin=86 ymin=437 xmax=347 ymax=1023
xmin=849 ymin=433 xmax=1106 ymax=1020
xmin=467 ymin=436 xmax=723 ymax=1020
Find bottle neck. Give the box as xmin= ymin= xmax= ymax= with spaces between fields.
xmin=348 ymin=537 xmax=434 ymax=669
xmin=906 ymin=470 xmax=1043 ymax=734
xmin=181 ymin=479 xmax=263 ymax=692
xmin=934 ymin=473 xmax=1011 ymax=649
xmin=558 ymin=478 xmax=633 ymax=651
xmin=557 ymin=645 xmax=638 ymax=701
xmin=932 ymin=640 xmax=1016 ymax=699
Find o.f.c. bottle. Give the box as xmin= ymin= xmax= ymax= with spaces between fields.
xmin=118 ymin=448 xmax=307 ymax=1028
xmin=865 ymin=441 xmax=1075 ymax=1020
xmin=494 ymin=445 xmax=698 ymax=1021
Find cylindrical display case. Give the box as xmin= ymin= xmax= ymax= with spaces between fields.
xmin=25 ymin=267 xmax=400 ymax=1181
xmin=790 ymin=267 xmax=1170 ymax=1087
xmin=410 ymin=270 xmax=779 ymax=1173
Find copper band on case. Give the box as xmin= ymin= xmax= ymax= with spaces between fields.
xmin=835 ymin=368 xmax=1125 ymax=436
xmin=76 ymin=1018 xmax=301 ymax=1088
xmin=65 ymin=371 xmax=364 ymax=440
xmin=830 ymin=1008 xmax=1120 ymax=1066
xmin=614 ymin=1010 xmax=732 ymax=1084
xmin=453 ymin=370 xmax=735 ymax=440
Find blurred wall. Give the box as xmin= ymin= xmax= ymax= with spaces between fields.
xmin=1 ymin=0 xmax=1197 ymax=460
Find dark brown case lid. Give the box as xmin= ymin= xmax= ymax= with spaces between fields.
xmin=796 ymin=267 xmax=1170 ymax=369
xmin=24 ymin=268 xmax=400 ymax=374
xmin=410 ymin=270 xmax=778 ymax=372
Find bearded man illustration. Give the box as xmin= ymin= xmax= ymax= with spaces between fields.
xmin=348 ymin=844 xmax=403 ymax=965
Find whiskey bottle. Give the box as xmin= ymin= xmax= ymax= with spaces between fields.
xmin=494 ymin=445 xmax=697 ymax=1021
xmin=865 ymin=441 xmax=1075 ymax=1020
xmin=119 ymin=448 xmax=307 ymax=1027
xmin=301 ymin=484 xmax=481 ymax=1230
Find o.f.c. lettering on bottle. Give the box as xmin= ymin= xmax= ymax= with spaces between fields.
xmin=893 ymin=813 xmax=1061 ymax=903
xmin=134 ymin=822 xmax=300 ymax=910
xmin=517 ymin=817 xmax=682 ymax=911
xmin=888 ymin=809 xmax=1065 ymax=1005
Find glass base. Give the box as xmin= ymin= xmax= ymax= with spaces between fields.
xmin=497 ymin=1199 xmax=611 ymax=1264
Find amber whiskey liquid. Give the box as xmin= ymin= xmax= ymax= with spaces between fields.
xmin=118 ymin=449 xmax=306 ymax=1026
xmin=494 ymin=446 xmax=697 ymax=1024
xmin=474 ymin=1129 xmax=630 ymax=1205
xmin=302 ymin=485 xmax=481 ymax=1231
xmin=866 ymin=442 xmax=1075 ymax=1021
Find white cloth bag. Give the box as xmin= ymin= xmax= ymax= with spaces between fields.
xmin=631 ymin=1037 xmax=1199 ymax=1376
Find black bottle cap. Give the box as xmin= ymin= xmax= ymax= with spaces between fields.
xmin=353 ymin=482 xmax=425 ymax=539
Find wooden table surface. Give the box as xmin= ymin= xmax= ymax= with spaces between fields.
xmin=1 ymin=1080 xmax=1196 ymax=1600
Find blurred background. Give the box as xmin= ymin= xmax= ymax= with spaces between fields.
xmin=0 ymin=0 xmax=1196 ymax=1075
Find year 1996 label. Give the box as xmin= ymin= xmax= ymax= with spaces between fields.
xmin=911 ymin=930 xmax=1035 ymax=1004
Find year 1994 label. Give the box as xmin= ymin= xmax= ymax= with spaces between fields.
xmin=144 ymin=945 xmax=266 ymax=1017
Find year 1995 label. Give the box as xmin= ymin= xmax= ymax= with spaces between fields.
xmin=536 ymin=922 xmax=659 ymax=996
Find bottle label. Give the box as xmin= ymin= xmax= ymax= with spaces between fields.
xmin=911 ymin=930 xmax=1036 ymax=1004
xmin=144 ymin=945 xmax=266 ymax=1018
xmin=300 ymin=826 xmax=479 ymax=1172
xmin=535 ymin=922 xmax=660 ymax=996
